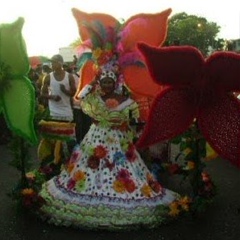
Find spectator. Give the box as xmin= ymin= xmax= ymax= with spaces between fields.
xmin=41 ymin=54 xmax=76 ymax=121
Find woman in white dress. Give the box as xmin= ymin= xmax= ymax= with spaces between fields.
xmin=39 ymin=69 xmax=178 ymax=230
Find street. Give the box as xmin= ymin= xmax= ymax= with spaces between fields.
xmin=0 ymin=143 xmax=239 ymax=240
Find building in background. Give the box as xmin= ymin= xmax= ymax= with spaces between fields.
xmin=227 ymin=38 xmax=240 ymax=52
xmin=59 ymin=47 xmax=77 ymax=63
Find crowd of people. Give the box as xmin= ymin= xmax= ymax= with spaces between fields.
xmin=27 ymin=55 xmax=92 ymax=145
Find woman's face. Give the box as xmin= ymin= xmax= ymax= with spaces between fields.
xmin=100 ymin=77 xmax=115 ymax=94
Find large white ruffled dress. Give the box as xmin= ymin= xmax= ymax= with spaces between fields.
xmin=39 ymin=85 xmax=178 ymax=230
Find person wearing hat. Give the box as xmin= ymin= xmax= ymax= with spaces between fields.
xmin=36 ymin=64 xmax=52 ymax=107
xmin=40 ymin=54 xmax=76 ymax=122
xmin=38 ymin=54 xmax=77 ymax=168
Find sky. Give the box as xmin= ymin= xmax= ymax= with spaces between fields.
xmin=0 ymin=0 xmax=240 ymax=57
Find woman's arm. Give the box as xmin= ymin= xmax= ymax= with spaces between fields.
xmin=77 ymin=78 xmax=99 ymax=100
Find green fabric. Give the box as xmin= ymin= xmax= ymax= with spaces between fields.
xmin=0 ymin=18 xmax=37 ymax=144
xmin=40 ymin=184 xmax=169 ymax=230
xmin=81 ymin=91 xmax=139 ymax=128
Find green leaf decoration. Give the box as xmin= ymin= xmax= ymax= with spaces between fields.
xmin=0 ymin=18 xmax=37 ymax=144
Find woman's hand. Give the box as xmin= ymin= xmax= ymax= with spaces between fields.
xmin=90 ymin=77 xmax=99 ymax=86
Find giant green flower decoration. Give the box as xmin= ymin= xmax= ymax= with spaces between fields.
xmin=0 ymin=18 xmax=37 ymax=144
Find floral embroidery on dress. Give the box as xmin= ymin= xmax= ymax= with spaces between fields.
xmin=94 ymin=145 xmax=108 ymax=158
xmin=75 ymin=179 xmax=86 ymax=192
xmin=113 ymin=151 xmax=126 ymax=166
xmin=87 ymin=156 xmax=100 ymax=169
xmin=105 ymin=98 xmax=119 ymax=109
xmin=113 ymin=169 xmax=137 ymax=194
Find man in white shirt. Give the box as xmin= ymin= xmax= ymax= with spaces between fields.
xmin=41 ymin=54 xmax=76 ymax=122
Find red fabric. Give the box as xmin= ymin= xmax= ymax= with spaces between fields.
xmin=137 ymin=86 xmax=198 ymax=146
xmin=137 ymin=43 xmax=240 ymax=168
xmin=131 ymin=94 xmax=154 ymax=121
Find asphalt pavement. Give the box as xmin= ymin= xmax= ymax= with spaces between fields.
xmin=0 ymin=143 xmax=239 ymax=240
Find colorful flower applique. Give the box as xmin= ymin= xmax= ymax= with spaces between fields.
xmin=75 ymin=180 xmax=86 ymax=192
xmin=66 ymin=162 xmax=75 ymax=173
xmin=120 ymin=138 xmax=130 ymax=151
xmin=104 ymin=159 xmax=115 ymax=171
xmin=87 ymin=156 xmax=100 ymax=169
xmin=105 ymin=98 xmax=119 ymax=109
xmin=140 ymin=184 xmax=152 ymax=197
xmin=72 ymin=170 xmax=86 ymax=192
xmin=73 ymin=170 xmax=86 ymax=181
xmin=168 ymin=202 xmax=181 ymax=217
xmin=113 ymin=169 xmax=136 ymax=193
xmin=113 ymin=180 xmax=125 ymax=193
xmin=125 ymin=143 xmax=137 ymax=162
xmin=67 ymin=178 xmax=76 ymax=190
xmin=21 ymin=188 xmax=45 ymax=209
xmin=87 ymin=145 xmax=108 ymax=169
xmin=169 ymin=196 xmax=192 ymax=216
xmin=113 ymin=151 xmax=126 ymax=165
xmin=69 ymin=150 xmax=81 ymax=164
xmin=147 ymin=172 xmax=163 ymax=194
xmin=94 ymin=145 xmax=108 ymax=158
xmin=117 ymin=168 xmax=131 ymax=179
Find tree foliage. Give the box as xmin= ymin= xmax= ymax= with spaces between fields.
xmin=165 ymin=12 xmax=224 ymax=56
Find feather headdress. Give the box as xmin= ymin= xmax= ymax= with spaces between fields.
xmin=72 ymin=8 xmax=172 ymax=98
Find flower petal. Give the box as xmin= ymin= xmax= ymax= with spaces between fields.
xmin=2 ymin=78 xmax=37 ymax=144
xmin=120 ymin=8 xmax=172 ymax=52
xmin=205 ymin=51 xmax=240 ymax=92
xmin=72 ymin=8 xmax=119 ymax=42
xmin=123 ymin=65 xmax=162 ymax=97
xmin=136 ymin=87 xmax=197 ymax=148
xmin=137 ymin=43 xmax=204 ymax=87
xmin=198 ymin=94 xmax=240 ymax=168
xmin=0 ymin=18 xmax=29 ymax=75
xmin=74 ymin=61 xmax=95 ymax=96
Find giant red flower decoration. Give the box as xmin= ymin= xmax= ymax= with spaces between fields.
xmin=136 ymin=43 xmax=240 ymax=168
